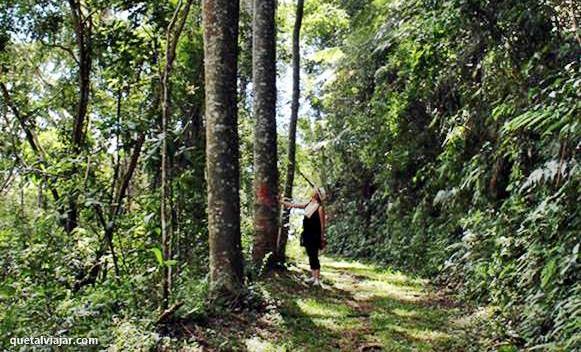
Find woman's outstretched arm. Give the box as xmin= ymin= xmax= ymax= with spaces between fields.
xmin=319 ymin=206 xmax=326 ymax=248
xmin=282 ymin=198 xmax=309 ymax=209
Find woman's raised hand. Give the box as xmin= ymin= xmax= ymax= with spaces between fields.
xmin=280 ymin=197 xmax=292 ymax=208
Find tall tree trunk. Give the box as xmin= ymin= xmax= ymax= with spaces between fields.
xmin=202 ymin=0 xmax=245 ymax=302
xmin=251 ymin=0 xmax=279 ymax=269
xmin=275 ymin=0 xmax=304 ymax=264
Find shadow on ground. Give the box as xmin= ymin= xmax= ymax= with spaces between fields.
xmin=253 ymin=253 xmax=475 ymax=352
xmin=169 ymin=248 xmax=477 ymax=351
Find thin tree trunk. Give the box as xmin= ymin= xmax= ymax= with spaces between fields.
xmin=203 ymin=0 xmax=245 ymax=303
xmin=238 ymin=0 xmax=253 ymax=109
xmin=110 ymin=88 xmax=122 ymax=207
xmin=275 ymin=0 xmax=304 ymax=264
xmin=68 ymin=0 xmax=91 ymax=152
xmin=66 ymin=0 xmax=93 ymax=234
xmin=72 ymin=133 xmax=145 ymax=291
xmin=252 ymin=0 xmax=279 ymax=270
xmin=160 ymin=0 xmax=193 ymax=310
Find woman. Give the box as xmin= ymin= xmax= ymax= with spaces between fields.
xmin=282 ymin=188 xmax=327 ymax=286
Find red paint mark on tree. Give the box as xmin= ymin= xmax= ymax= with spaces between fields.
xmin=256 ymin=182 xmax=275 ymax=206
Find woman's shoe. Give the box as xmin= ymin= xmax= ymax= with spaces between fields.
xmin=312 ymin=279 xmax=321 ymax=287
xmin=305 ymin=277 xmax=316 ymax=283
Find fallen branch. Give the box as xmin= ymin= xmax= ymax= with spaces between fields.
xmin=156 ymin=301 xmax=184 ymax=325
xmin=359 ymin=343 xmax=383 ymax=352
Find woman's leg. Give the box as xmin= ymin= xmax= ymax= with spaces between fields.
xmin=306 ymin=246 xmax=320 ymax=278
xmin=304 ymin=246 xmax=315 ymax=281
xmin=306 ymin=246 xmax=321 ymax=285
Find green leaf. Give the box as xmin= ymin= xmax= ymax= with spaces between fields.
xmin=165 ymin=260 xmax=178 ymax=267
xmin=150 ymin=247 xmax=164 ymax=266
xmin=0 ymin=285 xmax=15 ymax=299
xmin=541 ymin=258 xmax=557 ymax=289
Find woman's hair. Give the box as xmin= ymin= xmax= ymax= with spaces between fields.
xmin=312 ymin=191 xmax=321 ymax=202
xmin=312 ymin=188 xmax=325 ymax=202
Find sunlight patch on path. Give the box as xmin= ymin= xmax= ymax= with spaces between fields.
xmin=258 ymin=247 xmax=474 ymax=352
xmin=296 ymin=298 xmax=352 ymax=318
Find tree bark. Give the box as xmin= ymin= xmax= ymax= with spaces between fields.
xmin=275 ymin=0 xmax=304 ymax=264
xmin=68 ymin=0 xmax=91 ymax=152
xmin=203 ymin=0 xmax=245 ymax=302
xmin=66 ymin=0 xmax=93 ymax=234
xmin=251 ymin=0 xmax=279 ymax=270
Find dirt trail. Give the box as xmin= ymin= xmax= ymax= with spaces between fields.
xmin=178 ymin=251 xmax=478 ymax=351
xmin=251 ymin=254 xmax=477 ymax=351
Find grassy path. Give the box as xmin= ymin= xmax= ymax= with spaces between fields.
xmin=188 ymin=244 xmax=479 ymax=352
xmin=248 ymin=254 xmax=475 ymax=352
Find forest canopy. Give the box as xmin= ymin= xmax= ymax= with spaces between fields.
xmin=0 ymin=0 xmax=579 ymax=351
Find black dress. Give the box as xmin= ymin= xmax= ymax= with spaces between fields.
xmin=302 ymin=208 xmax=321 ymax=270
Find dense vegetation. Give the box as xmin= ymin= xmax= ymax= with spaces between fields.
xmin=0 ymin=0 xmax=579 ymax=351
xmin=318 ymin=0 xmax=580 ymax=350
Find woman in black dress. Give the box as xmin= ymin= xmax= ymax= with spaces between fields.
xmin=282 ymin=188 xmax=326 ymax=286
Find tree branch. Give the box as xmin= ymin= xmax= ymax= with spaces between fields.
xmin=40 ymin=41 xmax=80 ymax=65
xmin=72 ymin=133 xmax=145 ymax=291
xmin=0 ymin=82 xmax=60 ymax=202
